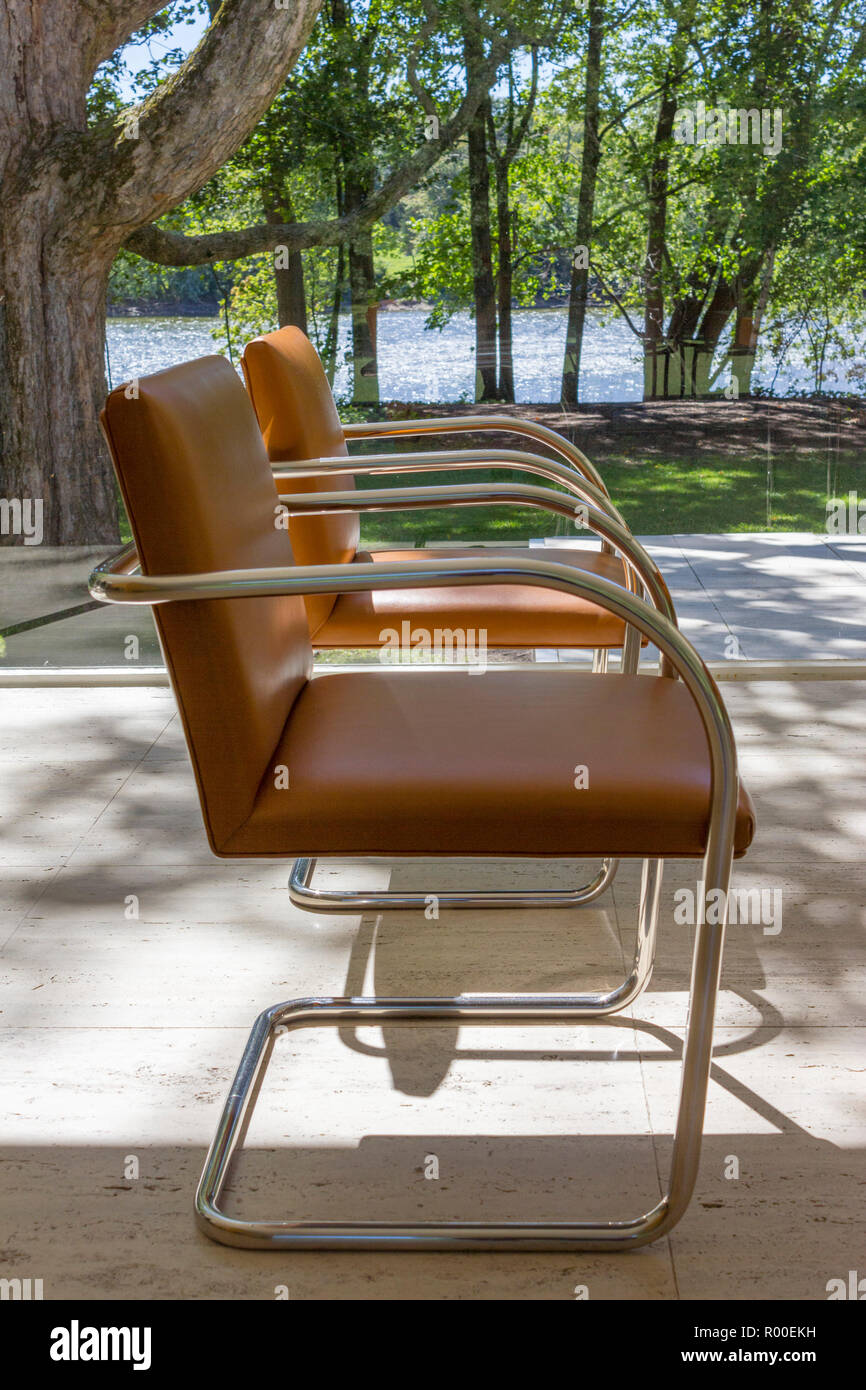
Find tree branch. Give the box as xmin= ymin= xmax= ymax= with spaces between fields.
xmin=485 ymin=43 xmax=537 ymax=187
xmin=405 ymin=0 xmax=442 ymax=121
xmin=81 ymin=2 xmax=168 ymax=72
xmin=590 ymin=261 xmax=645 ymax=340
xmin=125 ymin=20 xmax=520 ymax=266
xmin=80 ymin=0 xmax=322 ymax=235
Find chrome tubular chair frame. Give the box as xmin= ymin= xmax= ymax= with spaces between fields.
xmin=90 ymin=549 xmax=738 ymax=1253
xmin=278 ymin=478 xmax=676 ymax=910
xmin=341 ymin=413 xmax=609 ymax=498
xmin=287 ymin=851 xmax=620 ymax=912
xmin=273 ymin=446 xmax=625 ymax=524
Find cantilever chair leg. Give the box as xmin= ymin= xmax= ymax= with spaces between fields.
xmin=194 ymin=859 xmax=686 ymax=1251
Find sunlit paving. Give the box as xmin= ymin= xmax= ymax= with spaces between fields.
xmin=0 ymin=0 xmax=864 ymax=1349
xmin=0 ymin=679 xmax=863 ymax=1306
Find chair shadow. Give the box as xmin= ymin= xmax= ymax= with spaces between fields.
xmin=329 ymin=884 xmax=785 ymax=1109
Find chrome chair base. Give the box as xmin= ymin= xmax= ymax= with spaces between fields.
xmin=195 ymin=861 xmax=694 ymax=1252
xmin=196 ymin=999 xmax=676 ymax=1252
xmin=288 ymin=855 xmax=620 ymax=912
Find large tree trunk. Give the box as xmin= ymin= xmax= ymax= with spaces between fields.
xmin=0 ymin=206 xmax=118 ymax=544
xmin=0 ymin=0 xmax=320 ymax=545
xmin=0 ymin=1 xmax=110 ymax=545
xmin=0 ymin=2 xmax=120 ymax=546
xmin=561 ymin=0 xmax=604 ymax=408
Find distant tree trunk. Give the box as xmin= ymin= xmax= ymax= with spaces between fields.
xmin=639 ymin=0 xmax=811 ymax=401
xmin=561 ymin=0 xmax=604 ymax=408
xmin=466 ymin=94 xmax=497 ymax=401
xmin=665 ymin=201 xmax=731 ymax=379
xmin=487 ymin=49 xmax=537 ymax=405
xmin=327 ymin=0 xmax=379 ymax=402
xmin=282 ymin=247 xmax=309 ymax=334
xmin=643 ymin=85 xmax=678 ymax=399
xmin=346 ymin=189 xmax=379 ymax=404
xmin=689 ymin=279 xmax=737 ymax=395
xmin=0 ymin=0 xmax=319 ymax=545
xmin=689 ymin=253 xmax=764 ymax=396
xmin=493 ymin=159 xmax=514 ymax=402
xmin=322 ymin=240 xmax=345 ymax=386
xmin=730 ymin=247 xmax=775 ymax=396
xmin=462 ymin=17 xmax=497 ymax=403
xmin=642 ymin=1 xmax=696 ymax=400
xmin=691 ymin=4 xmax=825 ymax=401
xmin=265 ymin=198 xmax=308 ymax=331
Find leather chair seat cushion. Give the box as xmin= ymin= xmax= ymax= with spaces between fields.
xmin=220 ymin=670 xmax=755 ymax=859
xmin=311 ymin=546 xmax=641 ymax=649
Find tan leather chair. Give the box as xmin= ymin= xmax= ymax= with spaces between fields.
xmin=241 ymin=328 xmax=670 ymax=909
xmin=91 ymin=354 xmax=755 ymax=1254
xmin=241 ymin=326 xmax=652 ymax=660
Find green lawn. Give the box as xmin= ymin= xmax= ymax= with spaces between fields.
xmin=356 ymin=449 xmax=863 ymax=544
xmin=117 ymin=446 xmax=862 ymax=546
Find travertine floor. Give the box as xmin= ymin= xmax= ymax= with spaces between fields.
xmin=0 ymin=680 xmax=863 ymax=1300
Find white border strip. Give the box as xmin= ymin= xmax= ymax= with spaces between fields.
xmin=1 ymin=658 xmax=866 ymax=687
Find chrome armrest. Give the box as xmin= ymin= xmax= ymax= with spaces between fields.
xmin=275 ymin=479 xmax=675 ymax=647
xmin=88 ymin=548 xmax=737 ymax=893
xmin=341 ymin=414 xmax=608 ymax=497
xmin=271 ymin=447 xmax=630 ymax=533
xmin=98 ymin=541 xmax=140 ymax=576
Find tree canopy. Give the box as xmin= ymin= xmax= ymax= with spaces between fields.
xmin=1 ymin=0 xmax=864 ymax=544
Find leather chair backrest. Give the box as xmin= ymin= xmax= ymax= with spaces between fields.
xmin=242 ymin=327 xmax=359 ymax=634
xmin=101 ymin=355 xmax=313 ymax=852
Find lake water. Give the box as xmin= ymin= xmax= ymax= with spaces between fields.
xmin=105 ymin=306 xmax=853 ymax=402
